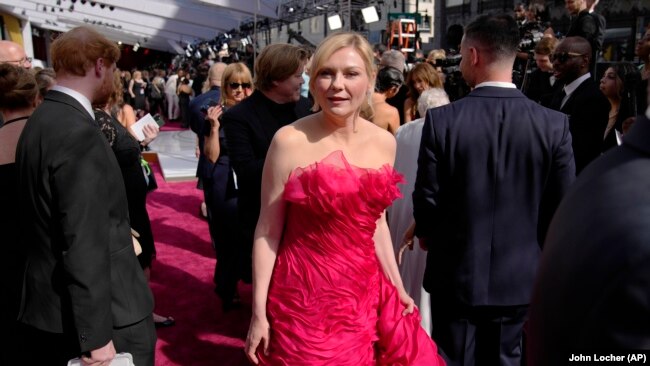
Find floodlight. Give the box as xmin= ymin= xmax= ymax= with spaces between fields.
xmin=327 ymin=14 xmax=342 ymax=30
xmin=361 ymin=6 xmax=379 ymax=23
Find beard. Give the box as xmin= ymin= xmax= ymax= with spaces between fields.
xmin=93 ymin=72 xmax=114 ymax=106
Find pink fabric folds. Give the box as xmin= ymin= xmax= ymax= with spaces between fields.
xmin=260 ymin=150 xmax=444 ymax=365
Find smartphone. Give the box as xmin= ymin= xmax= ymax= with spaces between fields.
xmin=200 ymin=99 xmax=220 ymax=114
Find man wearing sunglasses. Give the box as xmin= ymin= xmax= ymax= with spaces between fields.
xmin=414 ymin=14 xmax=575 ymax=366
xmin=549 ymin=36 xmax=609 ymax=174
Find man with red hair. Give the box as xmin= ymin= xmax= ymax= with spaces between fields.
xmin=16 ymin=26 xmax=156 ymax=365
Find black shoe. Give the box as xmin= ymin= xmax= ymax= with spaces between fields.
xmin=154 ymin=316 xmax=175 ymax=328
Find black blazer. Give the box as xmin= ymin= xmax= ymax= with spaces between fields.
xmin=527 ymin=116 xmax=650 ymax=365
xmin=221 ymin=90 xmax=311 ymax=232
xmin=16 ymin=90 xmax=154 ymax=353
xmin=413 ymin=86 xmax=575 ymax=307
xmin=189 ymin=87 xmax=220 ymax=181
xmin=550 ymin=77 xmax=610 ymax=174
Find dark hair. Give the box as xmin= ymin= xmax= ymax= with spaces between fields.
xmin=464 ymin=14 xmax=520 ymax=61
xmin=611 ymin=62 xmax=641 ymax=128
xmin=0 ymin=63 xmax=38 ymax=109
xmin=375 ymin=66 xmax=404 ymax=92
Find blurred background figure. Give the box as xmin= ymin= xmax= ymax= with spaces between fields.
xmin=599 ymin=62 xmax=640 ymax=150
xmin=636 ymin=26 xmax=650 ymax=115
xmin=129 ymin=70 xmax=148 ymax=118
xmin=368 ymin=66 xmax=403 ymax=135
xmin=0 ymin=40 xmax=32 ymax=70
xmin=404 ymin=62 xmax=443 ymax=123
xmin=177 ymin=77 xmax=193 ymax=128
xmin=388 ymin=87 xmax=450 ymax=338
xmin=0 ymin=63 xmax=39 ymax=365
xmin=523 ymin=36 xmax=562 ymax=106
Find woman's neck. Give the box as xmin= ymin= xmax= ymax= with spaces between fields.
xmin=2 ymin=107 xmax=34 ymax=122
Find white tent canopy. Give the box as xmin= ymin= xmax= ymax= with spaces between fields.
xmin=1 ymin=0 xmax=281 ymax=53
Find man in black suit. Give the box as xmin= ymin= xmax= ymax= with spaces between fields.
xmin=16 ymin=26 xmax=155 ymax=365
xmin=549 ymin=36 xmax=610 ymax=174
xmin=527 ymin=89 xmax=650 ymax=365
xmin=222 ymin=44 xmax=311 ymax=284
xmin=413 ymin=14 xmax=575 ymax=365
xmin=565 ymin=0 xmax=601 ymax=72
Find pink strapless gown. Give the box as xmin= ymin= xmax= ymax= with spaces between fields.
xmin=259 ymin=151 xmax=445 ymax=366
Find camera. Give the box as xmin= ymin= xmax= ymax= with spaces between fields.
xmin=200 ymin=99 xmax=220 ymax=114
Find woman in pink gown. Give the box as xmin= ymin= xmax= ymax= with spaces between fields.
xmin=245 ymin=32 xmax=445 ymax=366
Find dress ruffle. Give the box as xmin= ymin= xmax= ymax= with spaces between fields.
xmin=262 ymin=150 xmax=443 ymax=365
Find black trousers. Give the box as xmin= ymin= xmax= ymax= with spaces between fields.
xmin=431 ymin=304 xmax=528 ymax=366
xmin=203 ymin=178 xmax=242 ymax=303
xmin=18 ymin=315 xmax=156 ymax=366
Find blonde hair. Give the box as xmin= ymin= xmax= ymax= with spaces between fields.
xmin=51 ymin=26 xmax=120 ymax=77
xmin=308 ymin=32 xmax=376 ymax=113
xmin=220 ymin=62 xmax=253 ymax=106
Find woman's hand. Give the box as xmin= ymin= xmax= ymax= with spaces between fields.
xmin=141 ymin=124 xmax=159 ymax=146
xmin=399 ymin=289 xmax=415 ymax=316
xmin=245 ymin=315 xmax=270 ymax=364
xmin=397 ymin=221 xmax=416 ymax=266
xmin=206 ymin=105 xmax=223 ymax=128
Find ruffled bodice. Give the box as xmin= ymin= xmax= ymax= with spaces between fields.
xmin=262 ymin=151 xmax=444 ymax=366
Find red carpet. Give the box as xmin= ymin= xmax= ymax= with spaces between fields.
xmin=159 ymin=119 xmax=188 ymax=132
xmin=146 ymin=163 xmax=251 ymax=365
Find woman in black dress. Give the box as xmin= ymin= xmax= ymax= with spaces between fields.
xmin=0 ymin=64 xmax=40 ymax=364
xmin=96 ymin=71 xmax=174 ymax=327
xmin=129 ymin=70 xmax=147 ymax=118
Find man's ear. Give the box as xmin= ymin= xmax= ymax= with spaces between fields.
xmin=95 ymin=58 xmax=105 ymax=78
xmin=470 ymin=47 xmax=479 ymax=66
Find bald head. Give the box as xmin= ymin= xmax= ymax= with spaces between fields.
xmin=0 ymin=40 xmax=31 ymax=69
xmin=563 ymin=36 xmax=592 ymax=62
xmin=209 ymin=62 xmax=227 ymax=87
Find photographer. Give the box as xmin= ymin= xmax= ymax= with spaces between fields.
xmin=523 ymin=36 xmax=562 ymax=106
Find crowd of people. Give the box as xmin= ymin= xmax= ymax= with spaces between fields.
xmin=1 ymin=0 xmax=650 ymax=364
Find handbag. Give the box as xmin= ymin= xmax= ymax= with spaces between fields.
xmin=140 ymin=157 xmax=158 ymax=192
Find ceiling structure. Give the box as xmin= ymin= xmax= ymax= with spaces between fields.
xmin=0 ymin=0 xmax=283 ymax=53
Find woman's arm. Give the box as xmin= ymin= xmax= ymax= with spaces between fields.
xmin=204 ymin=105 xmax=223 ymax=164
xmin=374 ymin=211 xmax=414 ymax=316
xmin=119 ymin=104 xmax=137 ymax=136
xmin=403 ymin=98 xmax=414 ymax=123
xmin=128 ymin=79 xmax=135 ymax=98
xmin=246 ymin=129 xmax=294 ymax=364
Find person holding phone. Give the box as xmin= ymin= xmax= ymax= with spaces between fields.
xmin=204 ymin=62 xmax=253 ymax=312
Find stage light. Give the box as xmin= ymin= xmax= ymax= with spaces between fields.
xmin=361 ymin=6 xmax=379 ymax=23
xmin=133 ymin=42 xmax=140 ymax=52
xmin=327 ymin=14 xmax=342 ymax=30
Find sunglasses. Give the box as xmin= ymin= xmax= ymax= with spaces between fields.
xmin=549 ymin=52 xmax=584 ymax=63
xmin=229 ymin=82 xmax=251 ymax=89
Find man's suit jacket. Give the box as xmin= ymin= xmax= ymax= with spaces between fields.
xmin=550 ymin=77 xmax=610 ymax=174
xmin=567 ymin=10 xmax=601 ymax=70
xmin=189 ymin=86 xmax=220 ymax=181
xmin=527 ymin=116 xmax=650 ymax=365
xmin=16 ymin=90 xmax=154 ymax=353
xmin=221 ymin=90 xmax=311 ymax=234
xmin=413 ymin=86 xmax=575 ymax=307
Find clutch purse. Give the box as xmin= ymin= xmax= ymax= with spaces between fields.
xmin=68 ymin=352 xmax=134 ymax=366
